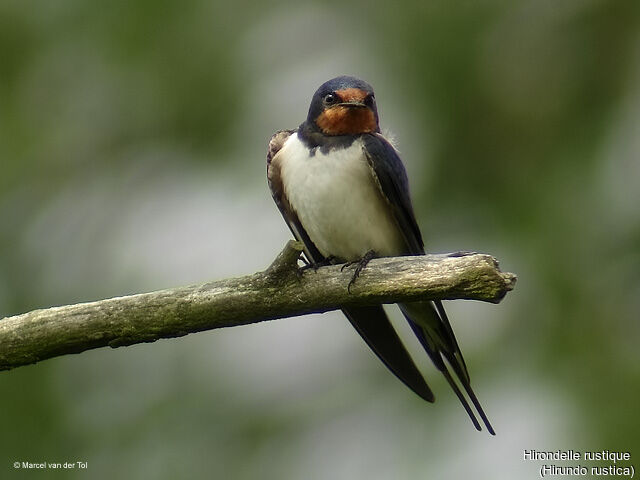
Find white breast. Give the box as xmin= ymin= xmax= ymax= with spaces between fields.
xmin=277 ymin=134 xmax=405 ymax=261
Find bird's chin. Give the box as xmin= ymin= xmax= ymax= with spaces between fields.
xmin=316 ymin=106 xmax=378 ymax=136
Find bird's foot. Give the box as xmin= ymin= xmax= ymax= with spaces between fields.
xmin=299 ymin=255 xmax=338 ymax=272
xmin=342 ymin=250 xmax=376 ymax=293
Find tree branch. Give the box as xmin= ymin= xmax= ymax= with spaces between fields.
xmin=0 ymin=241 xmax=516 ymax=371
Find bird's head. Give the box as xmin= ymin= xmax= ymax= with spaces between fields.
xmin=306 ymin=76 xmax=380 ymax=136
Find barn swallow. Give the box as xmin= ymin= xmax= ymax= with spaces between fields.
xmin=266 ymin=75 xmax=494 ymax=434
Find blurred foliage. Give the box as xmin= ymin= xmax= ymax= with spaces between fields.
xmin=1 ymin=0 xmax=639 ymax=478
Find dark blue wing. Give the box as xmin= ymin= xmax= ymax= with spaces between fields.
xmin=362 ymin=133 xmax=495 ymax=434
xmin=361 ymin=134 xmax=424 ymax=255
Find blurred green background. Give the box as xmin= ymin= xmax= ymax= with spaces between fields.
xmin=1 ymin=0 xmax=638 ymax=478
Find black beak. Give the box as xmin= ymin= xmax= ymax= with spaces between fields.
xmin=338 ymin=100 xmax=367 ymax=108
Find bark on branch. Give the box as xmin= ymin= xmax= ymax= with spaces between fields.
xmin=0 ymin=241 xmax=516 ymax=371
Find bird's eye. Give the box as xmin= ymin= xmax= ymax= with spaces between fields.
xmin=365 ymin=94 xmax=375 ymax=107
xmin=323 ymin=93 xmax=337 ymax=105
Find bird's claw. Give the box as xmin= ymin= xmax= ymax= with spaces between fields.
xmin=345 ymin=250 xmax=376 ymax=293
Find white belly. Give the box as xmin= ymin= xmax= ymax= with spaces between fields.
xmin=278 ymin=134 xmax=405 ymax=261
